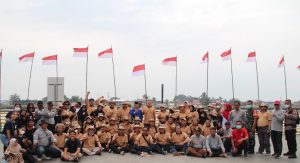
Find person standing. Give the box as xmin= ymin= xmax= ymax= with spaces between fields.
xmin=283 ymin=99 xmax=298 ymax=159
xmin=271 ymin=100 xmax=285 ymax=159
xmin=255 ymin=103 xmax=271 ymax=154
xmin=142 ymin=100 xmax=156 ymax=127
xmin=130 ymin=102 xmax=143 ymax=122
xmin=229 ymin=101 xmax=246 ymax=128
xmin=244 ymin=100 xmax=257 ymax=154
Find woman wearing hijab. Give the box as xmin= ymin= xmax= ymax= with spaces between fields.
xmin=4 ymin=138 xmax=25 ymax=163
xmin=222 ymin=103 xmax=232 ymax=128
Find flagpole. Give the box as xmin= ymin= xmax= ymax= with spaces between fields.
xmin=0 ymin=49 xmax=2 ymax=104
xmin=26 ymin=54 xmax=34 ymax=100
xmin=111 ymin=45 xmax=117 ymax=103
xmin=230 ymin=52 xmax=235 ymax=100
xmin=283 ymin=60 xmax=288 ymax=100
xmin=175 ymin=56 xmax=178 ymax=98
xmin=144 ymin=65 xmax=148 ymax=101
xmin=254 ymin=52 xmax=260 ymax=101
xmin=85 ymin=46 xmax=89 ymax=94
xmin=206 ymin=53 xmax=209 ymax=97
xmin=56 ymin=56 xmax=59 ymax=105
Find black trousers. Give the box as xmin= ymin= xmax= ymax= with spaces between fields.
xmin=156 ymin=144 xmax=171 ymax=153
xmin=211 ymin=148 xmax=223 ymax=157
xmin=257 ymin=126 xmax=270 ymax=153
xmin=285 ymin=129 xmax=297 ymax=154
xmin=271 ymin=130 xmax=282 ymax=155
xmin=110 ymin=144 xmax=130 ymax=154
xmin=223 ymin=138 xmax=232 ymax=153
xmin=232 ymin=141 xmax=248 ymax=157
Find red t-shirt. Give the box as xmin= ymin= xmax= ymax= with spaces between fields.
xmin=231 ymin=128 xmax=248 ymax=146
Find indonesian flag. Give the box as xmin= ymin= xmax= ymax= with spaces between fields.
xmin=19 ymin=52 xmax=35 ymax=62
xmin=246 ymin=51 xmax=256 ymax=62
xmin=201 ymin=52 xmax=209 ymax=63
xmin=297 ymin=65 xmax=300 ymax=70
xmin=220 ymin=49 xmax=231 ymax=61
xmin=98 ymin=48 xmax=113 ymax=58
xmin=42 ymin=55 xmax=57 ymax=65
xmin=278 ymin=56 xmax=284 ymax=67
xmin=73 ymin=47 xmax=88 ymax=57
xmin=132 ymin=64 xmax=145 ymax=76
xmin=162 ymin=56 xmax=177 ymax=66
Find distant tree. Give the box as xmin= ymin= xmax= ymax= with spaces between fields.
xmin=42 ymin=97 xmax=48 ymax=103
xmin=9 ymin=94 xmax=21 ymax=105
xmin=173 ymin=94 xmax=187 ymax=102
xmin=70 ymin=96 xmax=82 ymax=103
xmin=64 ymin=95 xmax=69 ymax=101
xmin=199 ymin=92 xmax=210 ymax=106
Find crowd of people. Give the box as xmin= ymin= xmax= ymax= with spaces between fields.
xmin=0 ymin=91 xmax=299 ymax=163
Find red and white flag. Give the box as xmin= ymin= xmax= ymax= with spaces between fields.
xmin=278 ymin=56 xmax=284 ymax=67
xmin=132 ymin=64 xmax=145 ymax=76
xmin=201 ymin=52 xmax=209 ymax=64
xmin=297 ymin=65 xmax=300 ymax=70
xmin=246 ymin=51 xmax=256 ymax=62
xmin=73 ymin=47 xmax=88 ymax=57
xmin=42 ymin=55 xmax=57 ymax=65
xmin=19 ymin=52 xmax=35 ymax=62
xmin=162 ymin=56 xmax=177 ymax=66
xmin=220 ymin=49 xmax=231 ymax=61
xmin=98 ymin=48 xmax=113 ymax=58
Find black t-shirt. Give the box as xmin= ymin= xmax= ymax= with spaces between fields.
xmin=65 ymin=138 xmax=81 ymax=153
xmin=1 ymin=121 xmax=16 ymax=136
xmin=24 ymin=128 xmax=36 ymax=142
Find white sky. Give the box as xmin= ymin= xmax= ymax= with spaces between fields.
xmin=0 ymin=0 xmax=299 ymax=101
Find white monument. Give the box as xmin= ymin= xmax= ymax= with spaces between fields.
xmin=47 ymin=77 xmax=64 ymax=102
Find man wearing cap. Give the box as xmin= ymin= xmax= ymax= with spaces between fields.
xmin=270 ymin=100 xmax=285 ymax=158
xmin=190 ymin=118 xmax=202 ymax=135
xmin=178 ymin=105 xmax=187 ymax=120
xmin=283 ymin=99 xmax=298 ymax=159
xmin=97 ymin=124 xmax=112 ymax=152
xmin=171 ymin=126 xmax=189 ymax=156
xmin=134 ymin=127 xmax=156 ymax=156
xmin=103 ymin=101 xmax=118 ymax=122
xmin=131 ymin=117 xmax=144 ymax=129
xmin=206 ymin=127 xmax=226 ymax=157
xmin=180 ymin=118 xmax=191 ymax=136
xmin=118 ymin=101 xmax=131 ymax=122
xmin=95 ymin=113 xmax=106 ymax=130
xmin=110 ymin=126 xmax=129 ymax=155
xmin=129 ymin=125 xmax=142 ymax=153
xmin=142 ymin=100 xmax=156 ymax=127
xmin=255 ymin=103 xmax=271 ymax=154
xmin=183 ymin=101 xmax=191 ymax=115
xmin=33 ymin=120 xmax=61 ymax=161
xmin=154 ymin=125 xmax=171 ymax=154
xmin=54 ymin=123 xmax=67 ymax=152
xmin=81 ymin=126 xmax=102 ymax=155
xmin=218 ymin=121 xmax=232 ymax=153
xmin=244 ymin=100 xmax=257 ymax=154
xmin=202 ymin=119 xmax=213 ymax=137
xmin=187 ymin=127 xmax=206 ymax=157
xmin=157 ymin=105 xmax=169 ymax=124
xmin=85 ymin=92 xmax=96 ymax=116
xmin=165 ymin=117 xmax=176 ymax=134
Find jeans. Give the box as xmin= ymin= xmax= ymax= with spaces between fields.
xmin=171 ymin=144 xmax=188 ymax=154
xmin=35 ymin=145 xmax=61 ymax=158
xmin=271 ymin=130 xmax=282 ymax=155
xmin=0 ymin=134 xmax=8 ymax=147
xmin=285 ymin=129 xmax=297 ymax=154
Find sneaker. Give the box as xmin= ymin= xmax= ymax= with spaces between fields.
xmin=219 ymin=153 xmax=227 ymax=158
xmin=34 ymin=156 xmax=42 ymax=162
xmin=162 ymin=151 xmax=168 ymax=155
xmin=140 ymin=152 xmax=147 ymax=157
xmin=271 ymin=153 xmax=277 ymax=157
xmin=41 ymin=155 xmax=50 ymax=160
xmin=288 ymin=154 xmax=297 ymax=159
xmin=120 ymin=151 xmax=125 ymax=155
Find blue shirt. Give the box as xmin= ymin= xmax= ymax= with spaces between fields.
xmin=129 ymin=108 xmax=143 ymax=121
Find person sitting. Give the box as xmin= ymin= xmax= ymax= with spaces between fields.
xmin=15 ymin=126 xmax=35 ymax=163
xmin=180 ymin=118 xmax=191 ymax=136
xmin=129 ymin=125 xmax=142 ymax=154
xmin=187 ymin=127 xmax=206 ymax=158
xmin=206 ymin=127 xmax=226 ymax=157
xmin=135 ymin=127 xmax=156 ymax=157
xmin=61 ymin=130 xmax=82 ymax=162
xmin=148 ymin=119 xmax=157 ymax=138
xmin=97 ymin=124 xmax=112 ymax=152
xmin=54 ymin=123 xmax=67 ymax=153
xmin=109 ymin=126 xmax=130 ymax=155
xmin=4 ymin=138 xmax=25 ymax=163
xmin=81 ymin=126 xmax=102 ymax=156
xmin=33 ymin=120 xmax=61 ymax=161
xmin=154 ymin=125 xmax=171 ymax=154
xmin=171 ymin=126 xmax=189 ymax=156
xmin=202 ymin=119 xmax=213 ymax=137
xmin=231 ymin=121 xmax=249 ymax=157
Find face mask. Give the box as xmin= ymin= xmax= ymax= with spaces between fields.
xmin=246 ymin=105 xmax=252 ymax=109
xmin=88 ymin=132 xmax=94 ymax=135
xmin=284 ymin=105 xmax=290 ymax=109
xmin=14 ymin=107 xmax=21 ymax=111
xmin=236 ymin=125 xmax=242 ymax=130
xmin=19 ymin=130 xmax=25 ymax=135
xmin=74 ymin=129 xmax=78 ymax=133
